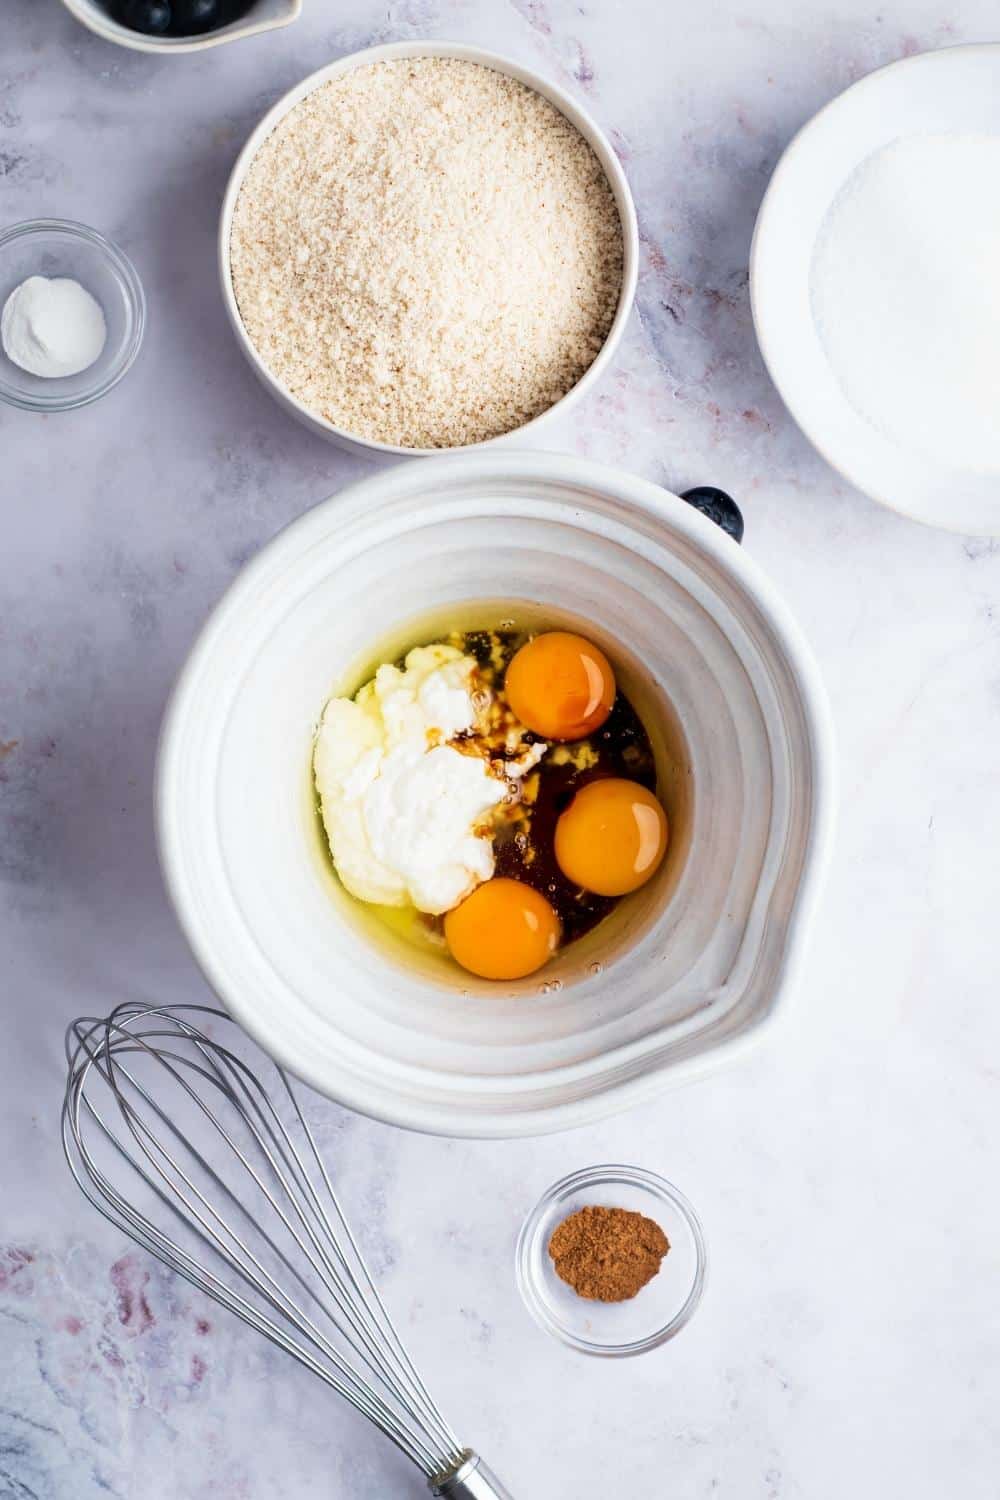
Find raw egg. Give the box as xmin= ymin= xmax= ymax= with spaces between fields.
xmin=554 ymin=778 xmax=668 ymax=896
xmin=444 ymin=878 xmax=561 ymax=980
xmin=504 ymin=631 xmax=615 ymax=741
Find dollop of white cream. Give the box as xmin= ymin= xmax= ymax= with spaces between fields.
xmin=314 ymin=644 xmax=512 ymax=915
xmin=1 ymin=275 xmax=107 ymax=379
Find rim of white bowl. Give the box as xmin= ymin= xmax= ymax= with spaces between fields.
xmin=750 ymin=42 xmax=1000 ymax=536
xmin=217 ymin=40 xmax=639 ymax=457
xmin=155 ymin=452 xmax=837 ymax=1138
xmin=58 ymin=0 xmax=302 ymax=54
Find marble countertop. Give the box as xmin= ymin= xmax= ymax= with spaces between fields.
xmin=3 ymin=1 xmax=999 ymax=1495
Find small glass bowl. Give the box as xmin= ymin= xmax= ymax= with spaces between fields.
xmin=515 ymin=1164 xmax=707 ymax=1356
xmin=0 ymin=219 xmax=145 ymax=412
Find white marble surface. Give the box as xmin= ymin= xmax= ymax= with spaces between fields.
xmin=2 ymin=1 xmax=1000 ymax=1495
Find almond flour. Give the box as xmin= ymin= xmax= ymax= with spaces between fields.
xmin=229 ymin=58 xmax=623 ymax=449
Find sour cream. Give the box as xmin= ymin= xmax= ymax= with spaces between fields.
xmin=314 ymin=645 xmax=512 ymax=915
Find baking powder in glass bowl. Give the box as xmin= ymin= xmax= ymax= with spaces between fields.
xmin=2 ymin=274 xmax=107 ymax=378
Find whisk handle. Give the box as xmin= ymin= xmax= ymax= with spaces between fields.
xmin=429 ymin=1451 xmax=514 ymax=1498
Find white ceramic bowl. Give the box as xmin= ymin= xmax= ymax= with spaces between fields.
xmin=218 ymin=41 xmax=639 ymax=457
xmin=59 ymin=0 xmax=300 ymax=54
xmin=157 ymin=453 xmax=835 ymax=1138
xmin=751 ymin=44 xmax=1000 ymax=536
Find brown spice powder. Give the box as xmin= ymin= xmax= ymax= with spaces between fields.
xmin=548 ymin=1204 xmax=670 ymax=1302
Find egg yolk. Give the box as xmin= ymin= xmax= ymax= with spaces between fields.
xmin=504 ymin=632 xmax=616 ymax=741
xmin=444 ymin=878 xmax=561 ymax=980
xmin=554 ymin=779 xmax=668 ymax=896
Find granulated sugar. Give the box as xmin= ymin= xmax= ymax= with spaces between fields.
xmin=811 ymin=134 xmax=1000 ymax=474
xmin=229 ymin=58 xmax=623 ymax=449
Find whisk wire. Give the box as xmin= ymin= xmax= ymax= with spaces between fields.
xmin=66 ymin=1036 xmax=434 ymax=1467
xmin=66 ymin=1030 xmax=447 ymax=1473
xmin=110 ymin=1014 xmax=461 ymax=1463
xmin=123 ymin=1043 xmax=454 ymax=1467
xmin=284 ymin=1082 xmax=461 ymax=1455
xmin=62 ymin=1004 xmax=467 ymax=1479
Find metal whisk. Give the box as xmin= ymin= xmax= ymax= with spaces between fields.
xmin=62 ymin=1003 xmax=513 ymax=1499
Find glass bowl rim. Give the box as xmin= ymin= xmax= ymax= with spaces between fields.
xmin=0 ymin=217 xmax=146 ymax=412
xmin=514 ymin=1161 xmax=708 ymax=1356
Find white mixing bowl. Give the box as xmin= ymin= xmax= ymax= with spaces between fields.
xmin=157 ymin=454 xmax=835 ymax=1137
xmin=218 ymin=41 xmax=638 ymax=457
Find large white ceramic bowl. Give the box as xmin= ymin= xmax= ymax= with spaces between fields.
xmin=157 ymin=453 xmax=835 ymax=1137
xmin=751 ymin=44 xmax=1000 ymax=536
xmin=218 ymin=41 xmax=638 ymax=458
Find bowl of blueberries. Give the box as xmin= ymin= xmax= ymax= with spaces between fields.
xmin=60 ymin=0 xmax=300 ymax=51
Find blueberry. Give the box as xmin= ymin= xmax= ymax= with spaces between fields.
xmin=680 ymin=486 xmax=745 ymax=544
xmin=112 ymin=0 xmax=171 ymax=33
xmin=169 ymin=0 xmax=222 ymax=32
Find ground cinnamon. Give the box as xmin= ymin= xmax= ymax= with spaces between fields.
xmin=548 ymin=1204 xmax=670 ymax=1302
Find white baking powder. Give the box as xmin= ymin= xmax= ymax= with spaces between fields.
xmin=810 ymin=134 xmax=1000 ymax=473
xmin=1 ymin=275 xmax=107 ymax=378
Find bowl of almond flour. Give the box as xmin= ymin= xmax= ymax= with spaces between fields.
xmin=220 ymin=42 xmax=637 ymax=454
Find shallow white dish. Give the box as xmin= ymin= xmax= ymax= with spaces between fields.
xmin=218 ymin=41 xmax=638 ymax=458
xmin=59 ymin=0 xmax=300 ymax=53
xmin=751 ymin=44 xmax=1000 ymax=536
xmin=157 ymin=453 xmax=835 ymax=1138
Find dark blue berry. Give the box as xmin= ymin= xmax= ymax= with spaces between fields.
xmin=169 ymin=0 xmax=222 ymax=32
xmin=680 ymin=486 xmax=744 ymax=544
xmin=113 ymin=0 xmax=171 ymax=33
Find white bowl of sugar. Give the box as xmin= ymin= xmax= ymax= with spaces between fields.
xmin=218 ymin=41 xmax=638 ymax=457
xmin=751 ymin=43 xmax=1000 ymax=537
